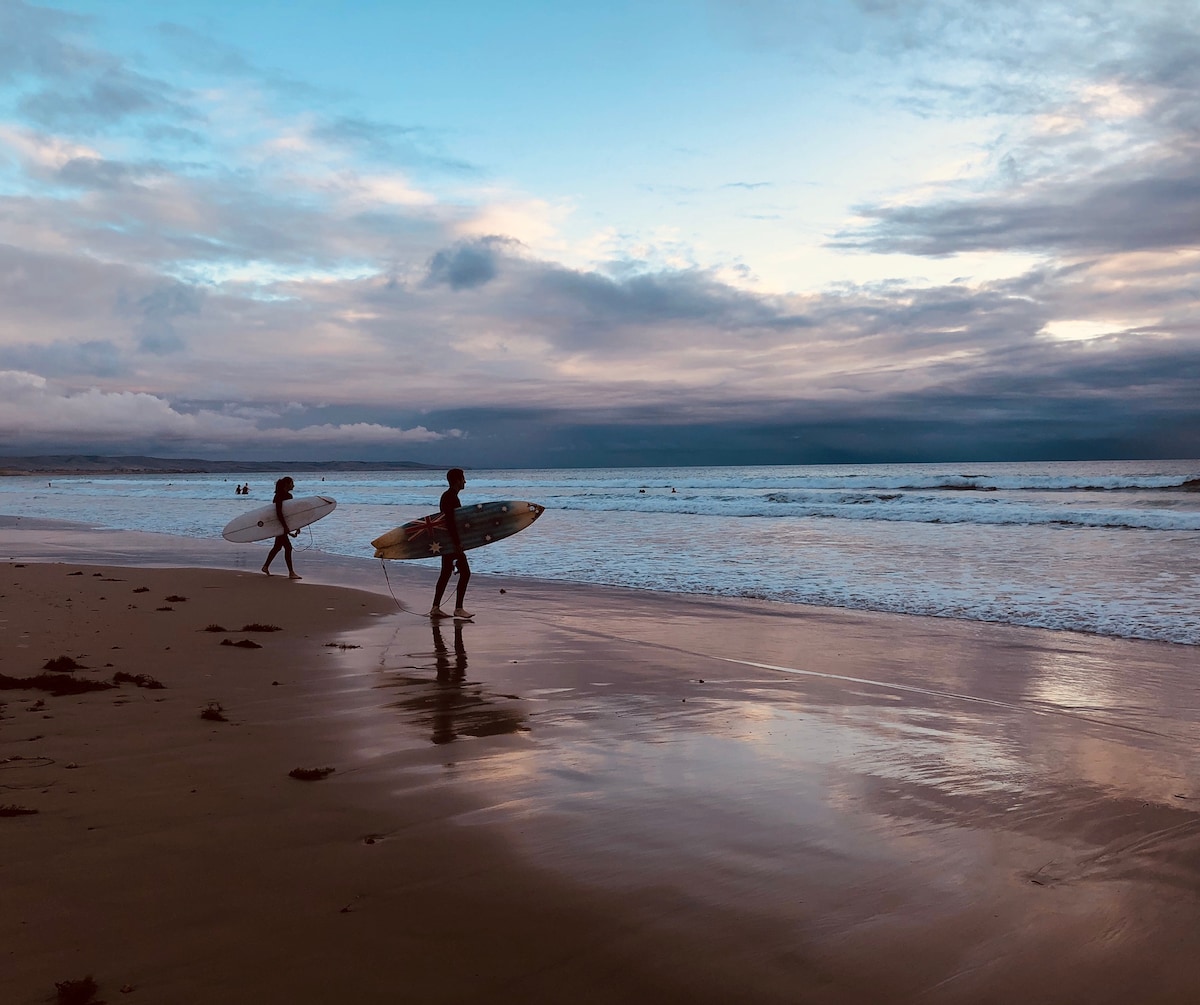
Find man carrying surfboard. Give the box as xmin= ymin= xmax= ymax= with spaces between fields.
xmin=429 ymin=468 xmax=471 ymax=620
xmin=262 ymin=476 xmax=302 ymax=580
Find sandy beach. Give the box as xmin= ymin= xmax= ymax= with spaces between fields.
xmin=2 ymin=528 xmax=1199 ymax=1004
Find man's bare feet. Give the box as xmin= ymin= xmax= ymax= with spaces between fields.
xmin=261 ymin=565 xmax=271 ymax=575
xmin=288 ymin=572 xmax=302 ymax=580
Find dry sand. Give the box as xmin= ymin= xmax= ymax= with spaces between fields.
xmin=2 ymin=540 xmax=1199 ymax=1004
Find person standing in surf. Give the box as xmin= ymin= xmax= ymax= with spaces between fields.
xmin=430 ymin=468 xmax=471 ymax=619
xmin=262 ymin=476 xmax=302 ymax=580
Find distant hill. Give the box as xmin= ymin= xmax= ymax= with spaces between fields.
xmin=0 ymin=455 xmax=444 ymax=475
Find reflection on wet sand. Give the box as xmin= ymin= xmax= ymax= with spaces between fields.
xmin=379 ymin=620 xmax=528 ymax=745
xmin=411 ymin=605 xmax=1200 ymax=964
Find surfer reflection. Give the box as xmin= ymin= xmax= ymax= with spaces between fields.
xmin=261 ymin=476 xmax=302 ymax=580
xmin=430 ymin=620 xmax=468 ymax=744
xmin=382 ymin=622 xmax=527 ymax=745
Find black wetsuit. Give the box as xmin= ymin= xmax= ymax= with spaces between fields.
xmin=263 ymin=487 xmax=295 ymax=574
xmin=433 ymin=487 xmax=470 ymax=609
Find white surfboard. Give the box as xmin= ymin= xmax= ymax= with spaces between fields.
xmin=222 ymin=495 xmax=337 ymax=543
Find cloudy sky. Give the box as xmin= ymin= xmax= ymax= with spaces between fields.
xmin=1 ymin=0 xmax=1197 ymax=466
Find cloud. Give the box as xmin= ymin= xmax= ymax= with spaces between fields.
xmin=154 ymin=20 xmax=326 ymax=104
xmin=311 ymin=116 xmax=477 ymax=173
xmin=122 ymin=282 xmax=204 ymax=354
xmin=716 ymin=1 xmax=1200 ymax=114
xmin=0 ymin=242 xmax=218 ymax=361
xmin=1 ymin=1 xmax=194 ymax=135
xmin=154 ymin=21 xmax=260 ymax=78
xmin=0 ymin=339 xmax=127 ymax=378
xmin=0 ymin=371 xmax=463 ymax=450
xmin=835 ymin=164 xmax=1200 ymax=257
xmin=55 ymin=154 xmax=165 ymax=190
xmin=479 ymin=262 xmax=817 ymax=363
xmin=424 ymin=236 xmax=518 ymax=290
xmin=17 ymin=66 xmax=190 ymax=133
xmin=0 ymin=2 xmax=94 ymax=84
xmin=827 ymin=4 xmax=1200 ymax=261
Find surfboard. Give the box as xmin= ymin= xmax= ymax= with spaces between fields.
xmin=222 ymin=495 xmax=338 ymax=543
xmin=371 ymin=500 xmax=544 ymax=559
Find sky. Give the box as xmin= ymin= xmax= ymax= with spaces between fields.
xmin=0 ymin=0 xmax=1197 ymax=467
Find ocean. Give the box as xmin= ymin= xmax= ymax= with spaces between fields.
xmin=2 ymin=460 xmax=1198 ymax=646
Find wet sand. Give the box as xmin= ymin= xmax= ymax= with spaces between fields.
xmin=2 ymin=525 xmax=1199 ymax=1004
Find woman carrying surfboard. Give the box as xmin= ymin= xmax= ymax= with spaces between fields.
xmin=262 ymin=476 xmax=302 ymax=580
xmin=429 ymin=468 xmax=471 ymax=620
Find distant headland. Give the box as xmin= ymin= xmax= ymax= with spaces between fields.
xmin=0 ymin=455 xmax=444 ymax=476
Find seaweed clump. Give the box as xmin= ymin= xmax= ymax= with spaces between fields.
xmin=112 ymin=671 xmax=165 ymax=690
xmin=289 ymin=766 xmax=335 ymax=781
xmin=55 ymin=975 xmax=101 ymax=1005
xmin=42 ymin=656 xmax=87 ymax=672
xmin=0 ymin=673 xmax=113 ymax=696
xmin=1 ymin=804 xmax=39 ymax=817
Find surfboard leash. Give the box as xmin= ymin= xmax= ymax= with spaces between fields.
xmin=292 ymin=525 xmax=317 ymax=552
xmin=378 ymin=559 xmax=424 ymax=618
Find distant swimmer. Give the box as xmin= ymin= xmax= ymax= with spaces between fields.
xmin=261 ymin=476 xmax=302 ymax=579
xmin=429 ymin=468 xmax=472 ymax=620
